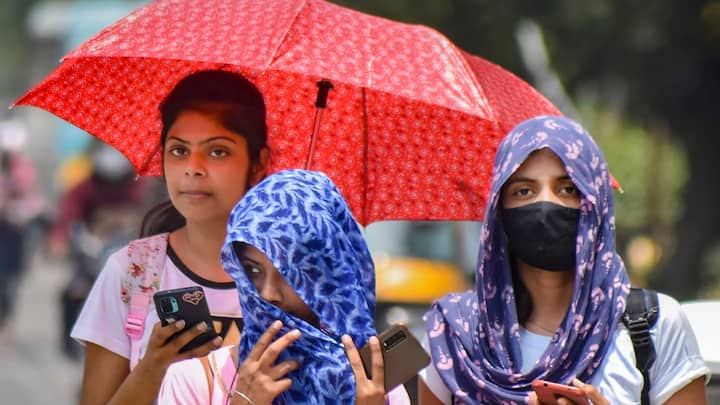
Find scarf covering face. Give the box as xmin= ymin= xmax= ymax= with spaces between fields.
xmin=423 ymin=116 xmax=631 ymax=404
xmin=222 ymin=169 xmax=376 ymax=405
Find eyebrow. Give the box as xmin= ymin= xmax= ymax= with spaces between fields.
xmin=238 ymin=256 xmax=262 ymax=267
xmin=165 ymin=135 xmax=238 ymax=145
xmin=505 ymin=174 xmax=573 ymax=185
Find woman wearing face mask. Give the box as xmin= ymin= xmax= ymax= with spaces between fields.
xmin=158 ymin=169 xmax=410 ymax=404
xmin=419 ymin=116 xmax=709 ymax=404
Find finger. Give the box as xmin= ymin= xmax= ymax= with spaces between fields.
xmin=367 ymin=336 xmax=384 ymax=385
xmin=247 ymin=320 xmax=283 ymax=361
xmin=270 ymin=377 xmax=293 ymax=395
xmin=177 ymin=336 xmax=223 ymax=360
xmin=573 ymin=378 xmax=607 ymax=405
xmin=267 ymin=359 xmax=300 ymax=380
xmin=259 ymin=329 xmax=301 ymax=366
xmin=527 ymin=392 xmax=539 ymax=405
xmin=342 ymin=334 xmax=368 ymax=380
xmin=149 ymin=320 xmax=185 ymax=347
xmin=167 ymin=321 xmax=211 ymax=351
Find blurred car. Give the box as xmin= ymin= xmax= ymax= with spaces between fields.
xmin=374 ymin=253 xmax=471 ymax=340
xmin=680 ymin=300 xmax=720 ymax=402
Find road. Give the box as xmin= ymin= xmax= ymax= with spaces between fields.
xmin=0 ymin=253 xmax=83 ymax=404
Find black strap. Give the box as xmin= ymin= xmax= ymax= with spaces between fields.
xmin=622 ymin=287 xmax=659 ymax=405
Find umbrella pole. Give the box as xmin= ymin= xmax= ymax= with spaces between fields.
xmin=306 ymin=80 xmax=334 ymax=169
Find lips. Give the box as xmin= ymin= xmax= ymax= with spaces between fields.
xmin=179 ymin=189 xmax=212 ymax=199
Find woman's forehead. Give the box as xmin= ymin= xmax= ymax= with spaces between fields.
xmin=509 ymin=148 xmax=568 ymax=179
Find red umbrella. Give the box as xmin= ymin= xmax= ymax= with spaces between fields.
xmin=14 ymin=0 xmax=561 ymax=225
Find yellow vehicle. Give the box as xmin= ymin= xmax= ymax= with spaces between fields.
xmin=366 ymin=220 xmax=479 ymax=338
xmin=373 ymin=253 xmax=470 ymax=339
xmin=366 ymin=221 xmax=477 ymax=401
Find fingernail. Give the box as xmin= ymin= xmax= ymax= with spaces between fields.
xmin=175 ymin=320 xmax=186 ymax=329
xmin=213 ymin=337 xmax=223 ymax=346
xmin=196 ymin=322 xmax=208 ymax=331
xmin=573 ymin=378 xmax=585 ymax=387
xmin=272 ymin=320 xmax=283 ymax=329
xmin=341 ymin=335 xmax=351 ymax=345
xmin=289 ymin=329 xmax=301 ymax=338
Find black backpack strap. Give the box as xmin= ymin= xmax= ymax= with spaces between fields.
xmin=622 ymin=287 xmax=659 ymax=405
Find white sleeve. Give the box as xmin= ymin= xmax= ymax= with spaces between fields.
xmin=650 ymin=293 xmax=711 ymax=404
xmin=157 ymin=358 xmax=210 ymax=405
xmin=418 ymin=333 xmax=453 ymax=404
xmin=70 ymin=247 xmax=132 ymax=358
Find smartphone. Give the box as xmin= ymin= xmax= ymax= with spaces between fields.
xmin=531 ymin=380 xmax=590 ymax=405
xmin=359 ymin=324 xmax=431 ymax=391
xmin=153 ymin=286 xmax=218 ymax=353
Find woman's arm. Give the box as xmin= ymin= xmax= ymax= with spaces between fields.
xmin=81 ymin=321 xmax=222 ymax=405
xmin=80 ymin=343 xmax=130 ymax=405
xmin=662 ymin=376 xmax=707 ymax=405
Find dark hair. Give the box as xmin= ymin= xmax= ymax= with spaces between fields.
xmin=140 ymin=70 xmax=268 ymax=237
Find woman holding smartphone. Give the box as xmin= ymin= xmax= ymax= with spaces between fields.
xmin=70 ymin=70 xmax=277 ymax=404
xmin=419 ymin=116 xmax=709 ymax=404
xmin=159 ymin=169 xmax=411 ymax=404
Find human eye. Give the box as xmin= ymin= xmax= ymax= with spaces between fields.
xmin=166 ymin=145 xmax=188 ymax=158
xmin=514 ymin=187 xmax=532 ymax=197
xmin=209 ymin=148 xmax=229 ymax=158
xmin=559 ymin=183 xmax=580 ymax=196
xmin=242 ymin=262 xmax=263 ymax=283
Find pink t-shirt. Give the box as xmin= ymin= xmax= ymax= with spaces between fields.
xmin=71 ymin=244 xmax=243 ymax=360
xmin=158 ymin=345 xmax=412 ymax=405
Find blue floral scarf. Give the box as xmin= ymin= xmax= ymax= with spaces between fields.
xmin=222 ymin=169 xmax=376 ymax=404
xmin=424 ymin=116 xmax=631 ymax=404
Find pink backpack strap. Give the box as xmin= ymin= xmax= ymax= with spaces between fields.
xmin=122 ymin=232 xmax=169 ymax=369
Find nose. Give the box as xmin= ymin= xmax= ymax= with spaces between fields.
xmin=184 ymin=152 xmax=206 ymax=177
xmin=258 ymin=276 xmax=283 ymax=306
xmin=536 ymin=184 xmax=563 ymax=205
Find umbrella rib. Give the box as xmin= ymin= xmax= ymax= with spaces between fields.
xmin=266 ymin=0 xmax=310 ymax=68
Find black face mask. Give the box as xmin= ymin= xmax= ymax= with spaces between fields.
xmin=501 ymin=201 xmax=580 ymax=272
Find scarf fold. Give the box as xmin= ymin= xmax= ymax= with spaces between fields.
xmin=424 ymin=116 xmax=630 ymax=403
xmin=222 ymin=169 xmax=376 ymax=404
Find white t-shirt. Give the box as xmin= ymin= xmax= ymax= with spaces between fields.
xmin=420 ymin=293 xmax=710 ymax=404
xmin=71 ymin=244 xmax=242 ymax=360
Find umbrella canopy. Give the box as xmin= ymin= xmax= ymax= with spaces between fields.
xmin=14 ymin=0 xmax=561 ymax=225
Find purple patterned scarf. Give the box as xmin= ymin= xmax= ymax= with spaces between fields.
xmin=424 ymin=116 xmax=631 ymax=404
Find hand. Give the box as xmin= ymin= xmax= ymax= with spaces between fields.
xmin=571 ymin=379 xmax=609 ymax=405
xmin=528 ymin=379 xmax=609 ymax=405
xmin=343 ymin=335 xmax=386 ymax=405
xmin=230 ymin=320 xmax=301 ymax=405
xmin=141 ymin=320 xmax=223 ymax=371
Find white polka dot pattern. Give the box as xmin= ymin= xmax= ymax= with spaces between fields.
xmin=14 ymin=0 xmax=561 ymax=225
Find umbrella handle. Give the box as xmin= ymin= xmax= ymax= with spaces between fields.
xmin=306 ymin=80 xmax=334 ymax=169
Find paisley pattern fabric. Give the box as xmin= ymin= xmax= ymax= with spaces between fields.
xmin=222 ymin=169 xmax=376 ymax=404
xmin=424 ymin=116 xmax=631 ymax=404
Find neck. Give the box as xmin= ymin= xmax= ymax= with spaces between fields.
xmin=171 ymin=219 xmax=231 ymax=282
xmin=518 ymin=261 xmax=574 ymax=335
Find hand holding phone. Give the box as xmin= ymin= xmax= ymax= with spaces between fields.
xmin=532 ymin=380 xmax=590 ymax=405
xmin=359 ymin=324 xmax=431 ymax=391
xmin=153 ymin=286 xmax=219 ymax=353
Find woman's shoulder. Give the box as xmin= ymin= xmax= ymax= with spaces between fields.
xmin=653 ymin=291 xmax=687 ymax=330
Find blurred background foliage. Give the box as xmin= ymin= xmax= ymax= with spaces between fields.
xmin=2 ymin=0 xmax=719 ymax=299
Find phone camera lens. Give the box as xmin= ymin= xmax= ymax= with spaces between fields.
xmin=160 ymin=297 xmax=177 ymax=313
